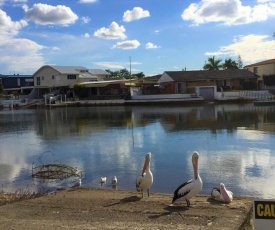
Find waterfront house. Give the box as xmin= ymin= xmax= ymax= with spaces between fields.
xmin=32 ymin=65 xmax=112 ymax=98
xmin=0 ymin=74 xmax=33 ymax=97
xmin=244 ymin=58 xmax=275 ymax=89
xmin=244 ymin=58 xmax=275 ymax=77
xmin=157 ymin=69 xmax=259 ymax=100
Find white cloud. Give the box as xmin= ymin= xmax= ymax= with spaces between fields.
xmin=25 ymin=3 xmax=78 ymax=26
xmin=123 ymin=7 xmax=150 ymax=22
xmin=205 ymin=34 xmax=275 ymax=64
xmin=94 ymin=62 xmax=126 ymax=69
xmin=78 ymin=0 xmax=97 ymax=3
xmin=81 ymin=16 xmax=90 ymax=24
xmin=154 ymin=30 xmax=161 ymax=34
xmin=182 ymin=0 xmax=275 ymax=25
xmin=52 ymin=46 xmax=60 ymax=51
xmin=112 ymin=40 xmax=140 ymax=50
xmin=0 ymin=9 xmax=28 ymax=36
xmin=94 ymin=21 xmax=126 ymax=40
xmin=146 ymin=42 xmax=160 ymax=49
xmin=84 ymin=33 xmax=90 ymax=38
xmin=0 ymin=9 xmax=45 ymax=73
xmin=0 ymin=37 xmax=45 ymax=74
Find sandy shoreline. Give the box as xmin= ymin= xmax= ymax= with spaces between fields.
xmin=0 ymin=187 xmax=253 ymax=229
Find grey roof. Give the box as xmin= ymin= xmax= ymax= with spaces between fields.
xmin=1 ymin=74 xmax=32 ymax=78
xmin=50 ymin=65 xmax=87 ymax=74
xmin=88 ymin=69 xmax=111 ymax=75
xmin=164 ymin=69 xmax=259 ymax=81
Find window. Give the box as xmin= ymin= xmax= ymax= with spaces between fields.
xmin=37 ymin=77 xmax=40 ymax=86
xmin=253 ymin=67 xmax=258 ymax=74
xmin=67 ymin=75 xmax=77 ymax=79
xmin=52 ymin=75 xmax=55 ymax=79
xmin=42 ymin=76 xmax=44 ymax=80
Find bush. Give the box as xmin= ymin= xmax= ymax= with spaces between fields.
xmin=263 ymin=75 xmax=275 ymax=86
xmin=73 ymin=84 xmax=89 ymax=99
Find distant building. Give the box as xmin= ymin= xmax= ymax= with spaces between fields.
xmin=31 ymin=65 xmax=122 ymax=99
xmin=244 ymin=58 xmax=275 ymax=77
xmin=158 ymin=69 xmax=259 ymax=100
xmin=244 ymin=58 xmax=275 ymax=89
xmin=0 ymin=74 xmax=33 ymax=95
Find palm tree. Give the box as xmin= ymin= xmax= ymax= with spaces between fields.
xmin=203 ymin=56 xmax=223 ymax=70
xmin=222 ymin=58 xmax=238 ymax=70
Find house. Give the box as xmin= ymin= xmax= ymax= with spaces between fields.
xmin=0 ymin=74 xmax=33 ymax=96
xmin=157 ymin=69 xmax=259 ymax=100
xmin=244 ymin=58 xmax=275 ymax=89
xmin=244 ymin=58 xmax=275 ymax=77
xmin=31 ymin=65 xmax=111 ymax=98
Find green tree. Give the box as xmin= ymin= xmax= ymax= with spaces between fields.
xmin=203 ymin=56 xmax=223 ymax=70
xmin=237 ymin=55 xmax=243 ymax=69
xmin=120 ymin=68 xmax=130 ymax=79
xmin=73 ymin=83 xmax=89 ymax=99
xmin=132 ymin=72 xmax=145 ymax=79
xmin=222 ymin=58 xmax=238 ymax=70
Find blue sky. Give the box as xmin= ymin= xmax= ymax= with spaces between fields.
xmin=0 ymin=0 xmax=275 ymax=76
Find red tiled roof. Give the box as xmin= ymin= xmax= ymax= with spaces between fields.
xmin=244 ymin=58 xmax=275 ymax=68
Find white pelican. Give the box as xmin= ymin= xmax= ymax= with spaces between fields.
xmin=211 ymin=183 xmax=233 ymax=203
xmin=100 ymin=177 xmax=107 ymax=185
xmin=170 ymin=151 xmax=202 ymax=207
xmin=136 ymin=152 xmax=153 ymax=197
xmin=112 ymin=176 xmax=117 ymax=186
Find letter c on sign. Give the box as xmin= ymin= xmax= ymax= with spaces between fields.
xmin=257 ymin=204 xmax=264 ymax=216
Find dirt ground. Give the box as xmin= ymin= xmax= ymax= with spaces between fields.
xmin=0 ymin=187 xmax=253 ymax=230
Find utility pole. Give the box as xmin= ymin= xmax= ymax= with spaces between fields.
xmin=129 ymin=56 xmax=131 ymax=80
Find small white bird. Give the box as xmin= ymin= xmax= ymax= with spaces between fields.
xmin=100 ymin=177 xmax=107 ymax=185
xmin=211 ymin=183 xmax=233 ymax=203
xmin=112 ymin=176 xmax=117 ymax=186
xmin=170 ymin=151 xmax=203 ymax=207
xmin=136 ymin=152 xmax=153 ymax=197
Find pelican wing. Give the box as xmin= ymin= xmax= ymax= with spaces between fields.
xmin=136 ymin=175 xmax=143 ymax=191
xmin=172 ymin=179 xmax=194 ymax=203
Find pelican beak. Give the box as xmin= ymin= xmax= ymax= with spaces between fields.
xmin=192 ymin=154 xmax=199 ymax=179
xmin=142 ymin=154 xmax=150 ymax=175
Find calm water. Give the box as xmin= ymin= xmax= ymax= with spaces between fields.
xmin=0 ymin=103 xmax=275 ymax=199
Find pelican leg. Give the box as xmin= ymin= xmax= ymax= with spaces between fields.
xmin=147 ymin=189 xmax=150 ymax=197
xmin=186 ymin=199 xmax=191 ymax=207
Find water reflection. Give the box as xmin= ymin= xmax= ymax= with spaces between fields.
xmin=0 ymin=103 xmax=275 ymax=198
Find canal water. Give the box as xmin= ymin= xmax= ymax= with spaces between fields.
xmin=0 ymin=103 xmax=275 ymax=199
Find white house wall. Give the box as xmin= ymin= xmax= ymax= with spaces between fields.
xmin=246 ymin=63 xmax=275 ymax=78
xmin=33 ymin=67 xmax=79 ymax=87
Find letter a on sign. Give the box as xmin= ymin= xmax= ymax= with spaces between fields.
xmin=254 ymin=199 xmax=275 ymax=230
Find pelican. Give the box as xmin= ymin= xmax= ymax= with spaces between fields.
xmin=112 ymin=176 xmax=117 ymax=186
xmin=170 ymin=151 xmax=202 ymax=207
xmin=211 ymin=183 xmax=233 ymax=203
xmin=136 ymin=152 xmax=153 ymax=197
xmin=100 ymin=177 xmax=107 ymax=185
